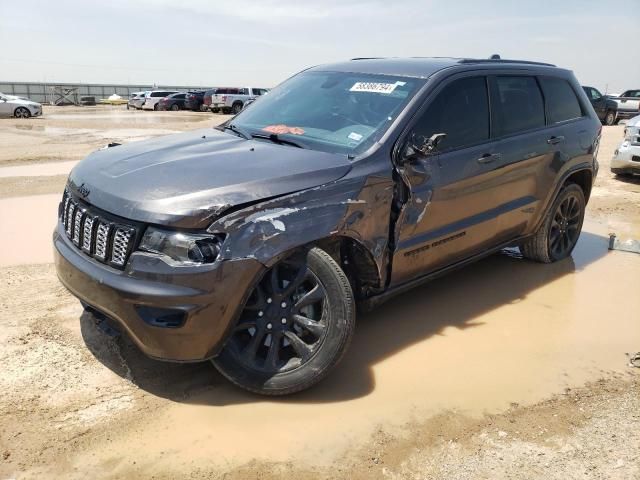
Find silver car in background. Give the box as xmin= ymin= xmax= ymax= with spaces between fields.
xmin=611 ymin=115 xmax=640 ymax=176
xmin=0 ymin=92 xmax=42 ymax=118
xmin=127 ymin=91 xmax=146 ymax=110
xmin=129 ymin=91 xmax=149 ymax=110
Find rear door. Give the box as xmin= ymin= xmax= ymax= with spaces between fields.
xmin=391 ymin=75 xmax=505 ymax=285
xmin=488 ymin=75 xmax=553 ymax=240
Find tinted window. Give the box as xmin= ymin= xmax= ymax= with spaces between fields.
xmin=539 ymin=77 xmax=583 ymax=123
xmin=175 ymin=94 xmax=185 ymax=99
xmin=412 ymin=76 xmax=489 ymax=152
xmin=626 ymin=90 xmax=640 ymax=98
xmin=491 ymin=76 xmax=545 ymax=137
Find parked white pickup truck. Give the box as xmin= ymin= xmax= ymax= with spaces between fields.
xmin=611 ymin=89 xmax=640 ymax=122
xmin=210 ymin=87 xmax=268 ymax=114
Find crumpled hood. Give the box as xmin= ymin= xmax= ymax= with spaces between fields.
xmin=67 ymin=128 xmax=352 ymax=228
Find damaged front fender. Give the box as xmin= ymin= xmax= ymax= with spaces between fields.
xmin=209 ymin=173 xmax=394 ymax=291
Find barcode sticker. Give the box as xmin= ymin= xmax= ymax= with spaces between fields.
xmin=350 ymin=82 xmax=403 ymax=94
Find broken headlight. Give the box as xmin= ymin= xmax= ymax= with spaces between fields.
xmin=139 ymin=227 xmax=224 ymax=265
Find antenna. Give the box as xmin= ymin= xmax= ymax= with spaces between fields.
xmin=489 ymin=54 xmax=501 ymax=60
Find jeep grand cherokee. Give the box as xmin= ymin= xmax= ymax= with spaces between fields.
xmin=54 ymin=57 xmax=600 ymax=395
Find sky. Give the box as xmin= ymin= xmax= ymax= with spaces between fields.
xmin=1 ymin=0 xmax=638 ymax=93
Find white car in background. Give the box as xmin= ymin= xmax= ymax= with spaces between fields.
xmin=0 ymin=92 xmax=42 ymax=118
xmin=611 ymin=114 xmax=640 ymax=177
xmin=142 ymin=90 xmax=179 ymax=111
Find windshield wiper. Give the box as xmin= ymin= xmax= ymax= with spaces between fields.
xmin=219 ymin=123 xmax=252 ymax=140
xmin=250 ymin=133 xmax=306 ymax=149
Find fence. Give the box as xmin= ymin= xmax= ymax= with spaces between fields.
xmin=0 ymin=81 xmax=208 ymax=105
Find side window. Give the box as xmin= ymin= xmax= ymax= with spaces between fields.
xmin=539 ymin=77 xmax=583 ymax=124
xmin=176 ymin=94 xmax=185 ymax=99
xmin=591 ymin=88 xmax=602 ymax=100
xmin=629 ymin=90 xmax=640 ymax=98
xmin=491 ymin=76 xmax=545 ymax=137
xmin=412 ymin=76 xmax=489 ymax=152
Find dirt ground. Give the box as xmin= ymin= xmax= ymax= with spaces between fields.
xmin=0 ymin=106 xmax=638 ymax=479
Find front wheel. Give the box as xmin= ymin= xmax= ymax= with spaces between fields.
xmin=520 ymin=183 xmax=585 ymax=263
xmin=604 ymin=110 xmax=616 ymax=126
xmin=213 ymin=247 xmax=355 ymax=395
xmin=14 ymin=107 xmax=31 ymax=118
xmin=170 ymin=104 xmax=179 ymax=111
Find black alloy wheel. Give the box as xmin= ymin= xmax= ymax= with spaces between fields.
xmin=213 ymin=248 xmax=355 ymax=395
xmin=549 ymin=191 xmax=582 ymax=259
xmin=520 ymin=183 xmax=585 ymax=263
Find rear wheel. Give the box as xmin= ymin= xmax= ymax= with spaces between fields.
xmin=14 ymin=107 xmax=30 ymax=119
xmin=520 ymin=183 xmax=585 ymax=263
xmin=604 ymin=110 xmax=616 ymax=126
xmin=170 ymin=104 xmax=179 ymax=111
xmin=232 ymin=102 xmax=243 ymax=115
xmin=213 ymin=248 xmax=355 ymax=395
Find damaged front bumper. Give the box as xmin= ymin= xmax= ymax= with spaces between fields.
xmin=53 ymin=222 xmax=265 ymax=362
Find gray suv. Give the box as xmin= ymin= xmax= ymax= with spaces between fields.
xmin=54 ymin=57 xmax=600 ymax=395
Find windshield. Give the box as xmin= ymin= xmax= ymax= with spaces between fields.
xmin=230 ymin=71 xmax=423 ymax=155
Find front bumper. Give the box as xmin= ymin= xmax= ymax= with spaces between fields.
xmin=53 ymin=222 xmax=265 ymax=361
xmin=617 ymin=110 xmax=639 ymax=120
xmin=611 ymin=141 xmax=640 ymax=175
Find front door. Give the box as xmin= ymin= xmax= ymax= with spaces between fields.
xmin=391 ymin=75 xmax=505 ymax=286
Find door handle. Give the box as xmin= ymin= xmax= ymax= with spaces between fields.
xmin=477 ymin=153 xmax=501 ymax=164
xmin=547 ymin=135 xmax=565 ymax=145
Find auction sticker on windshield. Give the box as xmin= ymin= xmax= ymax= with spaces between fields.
xmin=350 ymin=81 xmax=405 ymax=94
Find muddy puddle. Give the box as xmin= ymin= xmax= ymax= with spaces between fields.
xmin=0 ymin=194 xmax=60 ymax=266
xmin=48 ymin=217 xmax=638 ymax=475
xmin=0 ymin=160 xmax=78 ymax=178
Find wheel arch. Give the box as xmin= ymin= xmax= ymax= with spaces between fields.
xmin=565 ymin=168 xmax=593 ymax=203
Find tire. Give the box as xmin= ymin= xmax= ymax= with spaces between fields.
xmin=14 ymin=107 xmax=31 ymax=119
xmin=604 ymin=110 xmax=616 ymax=126
xmin=213 ymin=247 xmax=355 ymax=395
xmin=231 ymin=102 xmax=243 ymax=115
xmin=170 ymin=104 xmax=179 ymax=111
xmin=519 ymin=183 xmax=585 ymax=263
xmin=153 ymin=103 xmax=159 ymax=111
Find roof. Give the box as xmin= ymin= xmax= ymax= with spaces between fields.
xmin=309 ymin=57 xmax=557 ymax=79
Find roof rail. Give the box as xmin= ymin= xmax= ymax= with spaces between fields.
xmin=350 ymin=57 xmax=385 ymax=61
xmin=458 ymin=58 xmax=556 ymax=67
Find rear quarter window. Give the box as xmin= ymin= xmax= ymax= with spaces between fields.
xmin=539 ymin=77 xmax=583 ymax=124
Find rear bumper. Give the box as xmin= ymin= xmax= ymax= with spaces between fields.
xmin=53 ymin=223 xmax=265 ymax=361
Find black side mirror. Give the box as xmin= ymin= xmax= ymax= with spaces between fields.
xmin=401 ymin=132 xmax=447 ymax=163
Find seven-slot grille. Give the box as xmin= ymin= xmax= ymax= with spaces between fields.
xmin=60 ymin=190 xmax=137 ymax=268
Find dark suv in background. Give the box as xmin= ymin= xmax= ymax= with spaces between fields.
xmin=184 ymin=90 xmax=207 ymax=111
xmin=54 ymin=57 xmax=600 ymax=395
xmin=582 ymin=86 xmax=618 ymax=125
